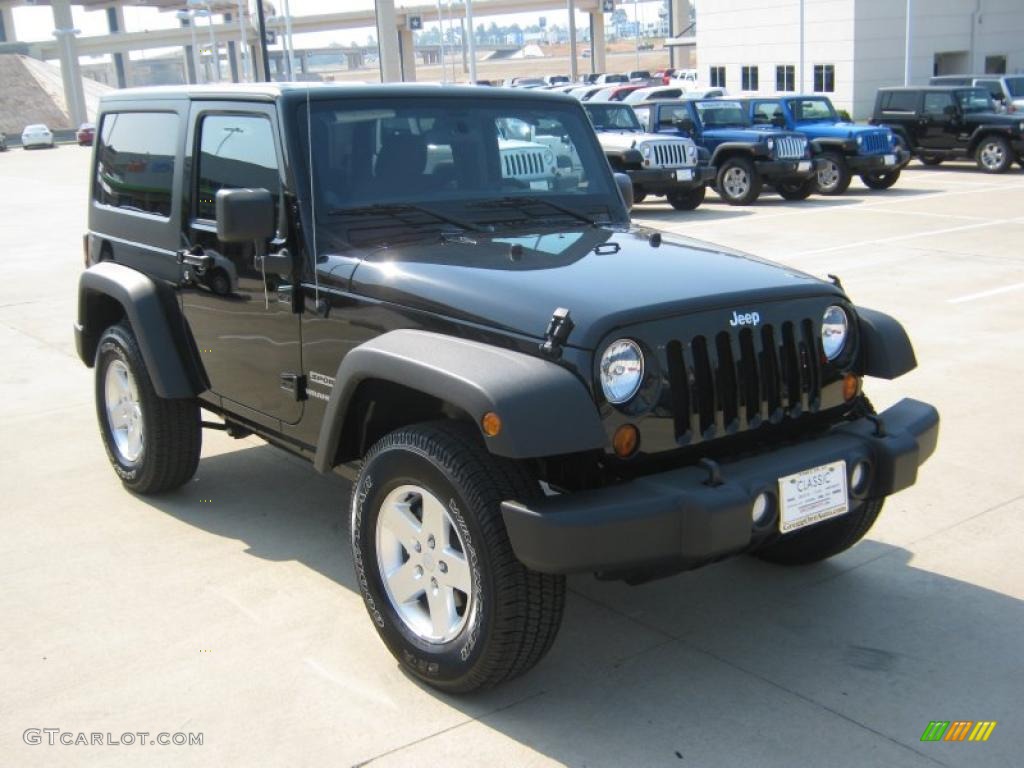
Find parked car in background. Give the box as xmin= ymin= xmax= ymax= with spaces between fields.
xmin=870 ymin=86 xmax=1024 ymax=173
xmin=634 ymin=99 xmax=818 ymax=204
xmin=583 ymin=72 xmax=602 ymax=84
xmin=503 ymin=77 xmax=545 ymax=88
xmin=583 ymin=101 xmax=714 ymax=210
xmin=0 ymin=132 xmax=7 ymax=152
xmin=681 ymin=87 xmax=729 ymax=100
xmin=76 ymin=122 xmax=96 ymax=146
xmin=594 ymin=73 xmax=628 ymax=84
xmin=568 ymin=85 xmax=605 ymax=100
xmin=668 ymin=69 xmax=700 ymax=87
xmin=591 ymin=84 xmax=647 ymax=102
xmin=627 ymin=70 xmax=652 ymax=82
xmin=624 ymin=86 xmax=688 ymax=104
xmin=930 ymin=74 xmax=1024 ymax=114
xmin=744 ymin=95 xmax=909 ymax=193
xmin=544 ymin=75 xmax=571 ymax=86
xmin=21 ymin=124 xmax=55 ymax=149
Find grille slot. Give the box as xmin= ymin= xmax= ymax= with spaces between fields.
xmin=861 ymin=131 xmax=889 ymax=155
xmin=668 ymin=317 xmax=822 ymax=445
xmin=501 ymin=149 xmax=546 ymax=179
xmin=647 ymin=140 xmax=691 ymax=168
xmin=775 ymin=136 xmax=805 ymax=159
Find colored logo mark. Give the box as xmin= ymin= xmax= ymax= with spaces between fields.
xmin=920 ymin=721 xmax=997 ymax=742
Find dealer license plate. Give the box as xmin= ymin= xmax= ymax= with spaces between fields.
xmin=676 ymin=168 xmax=693 ymax=181
xmin=778 ymin=460 xmax=849 ymax=533
xmin=884 ymin=154 xmax=896 ymax=166
xmin=797 ymin=160 xmax=811 ymax=172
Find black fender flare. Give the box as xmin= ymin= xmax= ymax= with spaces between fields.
xmin=967 ymin=126 xmax=1015 ymax=152
xmin=313 ymin=330 xmax=607 ymax=473
xmin=76 ymin=261 xmax=201 ymax=398
xmin=856 ymin=306 xmax=917 ymax=380
xmin=710 ymin=143 xmax=760 ymax=166
xmin=810 ymin=137 xmax=855 ymax=155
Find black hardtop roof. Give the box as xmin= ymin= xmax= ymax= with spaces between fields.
xmin=877 ymin=85 xmax=984 ymax=93
xmin=98 ymin=82 xmax=579 ymax=106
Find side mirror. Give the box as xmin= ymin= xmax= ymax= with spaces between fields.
xmin=614 ymin=172 xmax=634 ymax=211
xmin=215 ymin=188 xmax=275 ymax=243
xmin=942 ymin=104 xmax=960 ymax=118
xmin=673 ymin=116 xmax=696 ymax=133
xmin=771 ymin=115 xmax=787 ymax=128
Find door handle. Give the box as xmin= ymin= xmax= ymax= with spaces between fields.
xmin=177 ymin=246 xmax=213 ymax=270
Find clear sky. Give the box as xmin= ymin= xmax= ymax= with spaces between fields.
xmin=10 ymin=1 xmax=670 ymax=61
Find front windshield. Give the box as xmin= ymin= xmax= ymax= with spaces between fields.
xmin=584 ymin=104 xmax=642 ymax=131
xmin=1006 ymin=77 xmax=1024 ymax=98
xmin=694 ymin=100 xmax=750 ymax=128
xmin=295 ymin=96 xmax=618 ymax=245
xmin=790 ymin=98 xmax=837 ymax=123
xmin=956 ymin=89 xmax=995 ymax=113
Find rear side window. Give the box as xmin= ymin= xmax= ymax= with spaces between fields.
xmin=880 ymin=91 xmax=918 ymax=112
xmin=94 ymin=112 xmax=178 ymax=217
xmin=196 ymin=114 xmax=280 ymax=221
xmin=923 ymin=92 xmax=954 ymax=115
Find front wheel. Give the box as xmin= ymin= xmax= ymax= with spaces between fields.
xmin=716 ymin=157 xmax=762 ymax=205
xmin=95 ymin=322 xmax=201 ymax=494
xmin=975 ymin=135 xmax=1013 ymax=173
xmin=667 ymin=185 xmax=706 ymax=210
xmin=814 ymin=151 xmax=851 ymax=195
xmin=350 ymin=421 xmax=565 ymax=693
xmin=860 ymin=169 xmax=901 ymax=190
xmin=775 ymin=178 xmax=815 ymax=200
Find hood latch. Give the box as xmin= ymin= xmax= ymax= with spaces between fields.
xmin=539 ymin=307 xmax=574 ymax=360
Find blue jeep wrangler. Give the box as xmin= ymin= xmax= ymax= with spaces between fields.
xmin=745 ymin=95 xmax=910 ymax=194
xmin=633 ymin=99 xmax=818 ymax=205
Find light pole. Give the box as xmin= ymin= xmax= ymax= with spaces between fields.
xmin=177 ymin=9 xmax=203 ymax=83
xmin=436 ymin=1 xmax=446 ymax=83
xmin=465 ymin=0 xmax=477 ymax=83
xmin=567 ymin=0 xmax=577 ymax=82
xmin=283 ymin=0 xmax=296 ymax=80
xmin=904 ymin=0 xmax=913 ymax=85
xmin=634 ymin=0 xmax=640 ymax=73
xmin=799 ymin=0 xmax=805 ymax=92
xmin=236 ymin=0 xmax=250 ymax=81
xmin=205 ymin=8 xmax=219 ymax=81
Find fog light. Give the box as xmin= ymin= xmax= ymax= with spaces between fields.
xmin=481 ymin=412 xmax=502 ymax=437
xmin=843 ymin=373 xmax=860 ymax=401
xmin=751 ymin=492 xmax=772 ymax=525
xmin=612 ymin=424 xmax=640 ymax=458
xmin=850 ymin=461 xmax=870 ymax=494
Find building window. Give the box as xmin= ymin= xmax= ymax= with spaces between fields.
xmin=709 ymin=66 xmax=726 ymax=88
xmin=813 ymin=64 xmax=835 ymax=93
xmin=741 ymin=66 xmax=759 ymax=91
xmin=94 ymin=112 xmax=178 ymax=218
xmin=984 ymin=55 xmax=1007 ymax=74
xmin=776 ymin=65 xmax=795 ymax=92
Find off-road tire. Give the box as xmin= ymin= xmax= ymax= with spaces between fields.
xmin=815 ymin=151 xmax=852 ymax=195
xmin=776 ymin=178 xmax=815 ymax=200
xmin=350 ymin=421 xmax=565 ymax=693
xmin=667 ymin=185 xmax=706 ymax=210
xmin=95 ymin=322 xmax=201 ymax=494
xmin=716 ymin=156 xmax=762 ymax=205
xmin=975 ymin=135 xmax=1013 ymax=173
xmin=861 ymin=170 xmax=901 ymax=190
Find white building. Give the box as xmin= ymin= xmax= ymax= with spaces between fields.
xmin=696 ymin=0 xmax=1024 ymax=118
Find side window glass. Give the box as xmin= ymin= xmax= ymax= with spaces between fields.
xmin=94 ymin=112 xmax=178 ymax=217
xmin=752 ymin=102 xmax=781 ymax=124
xmin=196 ymin=114 xmax=280 ymax=221
xmin=882 ymin=91 xmax=918 ymax=112
xmin=923 ymin=93 xmax=953 ymax=115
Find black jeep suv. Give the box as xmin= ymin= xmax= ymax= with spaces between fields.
xmin=76 ymin=84 xmax=938 ymax=693
xmin=870 ymin=86 xmax=1024 ymax=173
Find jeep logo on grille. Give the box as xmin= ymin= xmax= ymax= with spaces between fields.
xmin=729 ymin=310 xmax=761 ymax=327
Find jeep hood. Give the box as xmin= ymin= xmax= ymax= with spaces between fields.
xmin=346 ymin=227 xmax=840 ymax=350
xmin=798 ymin=122 xmax=884 ymax=139
xmin=704 ymin=126 xmax=803 ymax=142
xmin=597 ymin=130 xmax=689 ymax=151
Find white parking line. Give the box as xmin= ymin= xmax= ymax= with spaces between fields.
xmin=792 ymin=216 xmax=1024 ymax=256
xmin=948 ymin=282 xmax=1024 ymax=304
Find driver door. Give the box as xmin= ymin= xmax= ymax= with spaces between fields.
xmin=919 ymin=92 xmax=959 ymax=151
xmin=179 ymin=104 xmax=302 ymax=425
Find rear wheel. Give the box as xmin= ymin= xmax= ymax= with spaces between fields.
xmin=814 ymin=151 xmax=851 ymax=195
xmin=860 ymin=170 xmax=901 ymax=190
xmin=716 ymin=157 xmax=762 ymax=205
xmin=975 ymin=135 xmax=1013 ymax=173
xmin=667 ymin=185 xmax=706 ymax=210
xmin=775 ymin=178 xmax=815 ymax=200
xmin=95 ymin=322 xmax=201 ymax=494
xmin=350 ymin=421 xmax=565 ymax=693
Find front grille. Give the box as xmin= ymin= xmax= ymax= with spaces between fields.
xmin=775 ymin=136 xmax=806 ymax=160
xmin=665 ymin=319 xmax=823 ymax=444
xmin=647 ymin=140 xmax=693 ymax=168
xmin=860 ymin=131 xmax=890 ymax=155
xmin=502 ymin=149 xmax=547 ymax=179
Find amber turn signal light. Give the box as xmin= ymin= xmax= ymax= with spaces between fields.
xmin=612 ymin=424 xmax=640 ymax=458
xmin=481 ymin=412 xmax=502 ymax=437
xmin=843 ymin=373 xmax=861 ymax=401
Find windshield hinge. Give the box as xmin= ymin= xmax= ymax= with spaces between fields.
xmin=539 ymin=308 xmax=574 ymax=360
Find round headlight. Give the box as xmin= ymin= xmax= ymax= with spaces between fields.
xmin=856 ymin=134 xmax=864 ymax=145
xmin=544 ymin=150 xmax=555 ymax=164
xmin=641 ymin=144 xmax=652 ymax=157
xmin=600 ymin=340 xmax=644 ymax=404
xmin=766 ymin=137 xmax=775 ymax=152
xmin=821 ymin=305 xmax=849 ymax=361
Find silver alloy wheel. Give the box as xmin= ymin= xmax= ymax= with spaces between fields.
xmin=980 ymin=141 xmax=1005 ymax=169
xmin=104 ymin=359 xmax=144 ymax=463
xmin=722 ymin=166 xmax=750 ymax=199
xmin=817 ymin=160 xmax=841 ymax=191
xmin=376 ymin=484 xmax=475 ymax=644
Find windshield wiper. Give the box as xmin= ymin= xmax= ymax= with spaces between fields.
xmin=468 ymin=196 xmax=598 ymax=227
xmin=328 ymin=203 xmax=484 ymax=233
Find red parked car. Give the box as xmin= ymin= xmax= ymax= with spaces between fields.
xmin=76 ymin=122 xmax=95 ymax=146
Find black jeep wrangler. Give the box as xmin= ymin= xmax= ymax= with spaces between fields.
xmin=870 ymin=86 xmax=1024 ymax=173
xmin=76 ymin=84 xmax=938 ymax=693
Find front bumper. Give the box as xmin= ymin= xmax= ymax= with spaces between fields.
xmin=501 ymin=398 xmax=938 ymax=575
xmin=627 ymin=166 xmax=715 ymax=194
xmin=848 ymin=148 xmax=911 ymax=172
xmin=755 ymin=157 xmax=817 ymax=182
